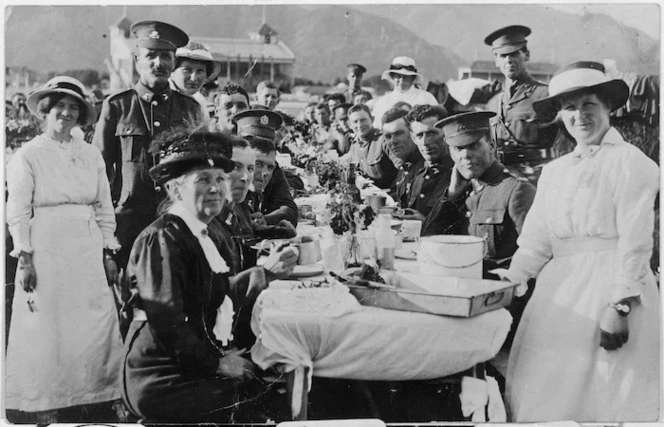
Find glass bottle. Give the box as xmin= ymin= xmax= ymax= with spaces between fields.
xmin=346 ymin=162 xmax=362 ymax=204
xmin=343 ymin=233 xmax=364 ymax=269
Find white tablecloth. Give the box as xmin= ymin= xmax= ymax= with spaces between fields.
xmin=250 ymin=287 xmax=512 ymax=381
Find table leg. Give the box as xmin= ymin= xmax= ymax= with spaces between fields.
xmin=286 ymin=366 xmax=309 ymax=420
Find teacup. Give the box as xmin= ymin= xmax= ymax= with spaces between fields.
xmin=292 ymin=235 xmax=322 ymax=265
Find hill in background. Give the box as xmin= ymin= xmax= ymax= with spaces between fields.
xmin=4 ymin=4 xmax=659 ymax=86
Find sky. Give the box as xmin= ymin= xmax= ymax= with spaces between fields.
xmin=548 ymin=3 xmax=660 ymax=40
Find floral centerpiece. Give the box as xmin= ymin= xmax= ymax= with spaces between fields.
xmin=325 ymin=164 xmax=376 ymax=268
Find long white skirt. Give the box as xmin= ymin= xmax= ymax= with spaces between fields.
xmin=506 ymin=244 xmax=660 ymax=421
xmin=5 ymin=206 xmax=123 ymax=411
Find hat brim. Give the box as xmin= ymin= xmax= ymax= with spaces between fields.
xmin=149 ymin=156 xmax=235 ymax=185
xmin=381 ymin=69 xmax=423 ymax=85
xmin=492 ymin=41 xmax=527 ymax=55
xmin=444 ymin=131 xmax=487 ymax=148
xmin=533 ymin=79 xmax=630 ymax=117
xmin=26 ymin=88 xmax=97 ymax=126
xmin=177 ymin=53 xmax=223 ymax=82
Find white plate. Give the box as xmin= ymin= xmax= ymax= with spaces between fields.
xmin=289 ymin=265 xmax=325 ymax=278
xmin=390 ymin=219 xmax=403 ymax=229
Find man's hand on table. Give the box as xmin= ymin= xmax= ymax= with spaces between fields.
xmin=217 ymin=348 xmax=257 ymax=381
xmin=395 ymin=208 xmax=425 ymax=222
xmin=251 ymin=212 xmax=268 ymax=225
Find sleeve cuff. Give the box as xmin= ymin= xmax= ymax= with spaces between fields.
xmin=10 ymin=245 xmax=33 ymax=258
xmin=610 ymin=280 xmax=644 ymax=306
xmin=103 ymin=239 xmax=121 ymax=251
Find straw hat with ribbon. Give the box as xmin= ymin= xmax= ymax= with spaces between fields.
xmin=175 ymin=41 xmax=223 ymax=82
xmin=533 ymin=61 xmax=630 ymax=117
xmin=27 ymin=76 xmax=97 ymax=126
xmin=381 ymin=56 xmax=424 ymax=85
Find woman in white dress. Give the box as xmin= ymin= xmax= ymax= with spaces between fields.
xmin=6 ymin=77 xmax=123 ymax=422
xmin=503 ymin=62 xmax=659 ymax=421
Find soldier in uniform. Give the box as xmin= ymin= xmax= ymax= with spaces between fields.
xmin=422 ymin=111 xmax=536 ymax=276
xmin=342 ymin=103 xmax=398 ymax=190
xmin=484 ymin=25 xmax=558 ymax=183
xmin=329 ymin=102 xmax=354 ymax=155
xmin=401 ymin=104 xmax=453 ymax=218
xmin=233 ymin=109 xmax=299 ymax=228
xmin=93 ymin=21 xmax=202 ymax=272
xmin=381 ymin=107 xmax=424 ymax=208
xmin=344 ymin=63 xmax=367 ymax=103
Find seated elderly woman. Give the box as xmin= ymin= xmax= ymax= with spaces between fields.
xmin=502 ymin=62 xmax=659 ymax=421
xmin=121 ymin=131 xmax=298 ymax=423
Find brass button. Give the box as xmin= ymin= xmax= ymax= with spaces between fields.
xmin=419 ymin=194 xmax=425 ymax=199
xmin=425 ymin=175 xmax=430 ymax=180
xmin=465 ymin=211 xmax=472 ymax=218
xmin=151 ymin=100 xmax=158 ymax=107
xmin=154 ymin=121 xmax=161 ymax=127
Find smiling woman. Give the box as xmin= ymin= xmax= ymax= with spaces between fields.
xmin=121 ymin=130 xmax=275 ymax=423
xmin=5 ymin=76 xmax=123 ymax=422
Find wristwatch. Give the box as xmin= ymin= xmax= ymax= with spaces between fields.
xmin=609 ymin=301 xmax=631 ymax=317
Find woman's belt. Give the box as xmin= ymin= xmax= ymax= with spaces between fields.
xmin=552 ymin=237 xmax=618 ymax=258
xmin=33 ymin=204 xmax=94 ymax=218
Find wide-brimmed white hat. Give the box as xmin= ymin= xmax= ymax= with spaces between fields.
xmin=175 ymin=41 xmax=223 ymax=82
xmin=381 ymin=56 xmax=424 ymax=85
xmin=27 ymin=76 xmax=97 ymax=126
xmin=533 ymin=61 xmax=629 ymax=117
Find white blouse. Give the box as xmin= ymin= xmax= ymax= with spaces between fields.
xmin=6 ymin=133 xmax=119 ymax=254
xmin=506 ymin=127 xmax=660 ymax=303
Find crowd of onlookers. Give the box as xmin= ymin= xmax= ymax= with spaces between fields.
xmin=3 ymin=19 xmax=660 ymax=424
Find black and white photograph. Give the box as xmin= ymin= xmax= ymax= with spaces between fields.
xmin=2 ymin=1 xmax=661 ymax=425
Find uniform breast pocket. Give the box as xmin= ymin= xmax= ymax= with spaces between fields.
xmin=116 ymin=125 xmax=148 ymax=163
xmin=471 ymin=208 xmax=506 ymax=256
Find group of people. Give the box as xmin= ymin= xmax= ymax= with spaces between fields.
xmin=4 ymin=18 xmax=659 ymax=424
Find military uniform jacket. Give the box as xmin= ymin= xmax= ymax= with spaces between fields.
xmin=246 ymin=164 xmax=298 ymax=227
xmin=422 ymin=161 xmax=536 ymax=270
xmin=487 ymin=74 xmax=556 ymax=150
xmin=93 ymin=82 xmax=202 ymax=254
xmin=407 ymin=159 xmax=453 ymax=217
xmin=391 ymin=151 xmax=425 ymax=208
xmin=346 ymin=129 xmax=398 ymax=189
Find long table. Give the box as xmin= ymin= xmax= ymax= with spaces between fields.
xmin=249 ymin=227 xmax=512 ymax=421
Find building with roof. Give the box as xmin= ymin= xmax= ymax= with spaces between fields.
xmin=107 ymin=16 xmax=295 ymax=92
xmin=457 ymin=60 xmax=557 ymax=83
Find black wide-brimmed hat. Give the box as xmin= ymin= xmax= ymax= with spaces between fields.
xmin=532 ymin=61 xmax=630 ymax=117
xmin=27 ymin=76 xmax=97 ymax=126
xmin=149 ymin=131 xmax=236 ymax=185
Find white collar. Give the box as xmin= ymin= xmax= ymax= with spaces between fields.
xmin=169 ymin=203 xmax=208 ymax=237
xmin=571 ymin=127 xmax=623 ymax=159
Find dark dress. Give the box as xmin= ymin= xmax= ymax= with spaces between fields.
xmin=121 ymin=214 xmax=259 ymax=422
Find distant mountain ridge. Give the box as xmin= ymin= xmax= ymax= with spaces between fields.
xmin=5 ymin=4 xmax=659 ymax=85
